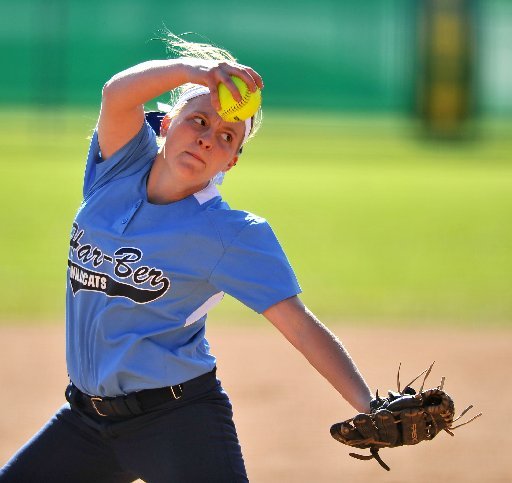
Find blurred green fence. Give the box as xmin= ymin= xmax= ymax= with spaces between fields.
xmin=1 ymin=0 xmax=510 ymax=113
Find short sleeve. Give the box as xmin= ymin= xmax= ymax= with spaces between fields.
xmin=209 ymin=217 xmax=301 ymax=313
xmin=83 ymin=120 xmax=158 ymax=197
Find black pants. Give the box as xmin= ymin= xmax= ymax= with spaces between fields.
xmin=0 ymin=377 xmax=248 ymax=482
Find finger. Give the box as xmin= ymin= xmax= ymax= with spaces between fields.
xmin=228 ymin=68 xmax=258 ymax=93
xmin=207 ymin=80 xmax=222 ymax=111
xmin=217 ymin=72 xmax=243 ymax=103
xmin=218 ymin=62 xmax=260 ymax=93
xmin=243 ymin=67 xmax=264 ymax=91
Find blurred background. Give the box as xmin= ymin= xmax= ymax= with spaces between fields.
xmin=2 ymin=3 xmax=510 ymax=479
xmin=0 ymin=0 xmax=511 ymax=326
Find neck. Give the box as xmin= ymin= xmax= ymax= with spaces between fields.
xmin=147 ymin=151 xmax=208 ymax=204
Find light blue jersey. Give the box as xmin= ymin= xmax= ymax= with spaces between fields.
xmin=66 ymin=121 xmax=301 ymax=397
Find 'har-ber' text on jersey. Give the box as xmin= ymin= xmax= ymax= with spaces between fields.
xmin=69 ymin=223 xmax=170 ymax=303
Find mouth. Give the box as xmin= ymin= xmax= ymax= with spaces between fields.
xmin=185 ymin=151 xmax=205 ymax=164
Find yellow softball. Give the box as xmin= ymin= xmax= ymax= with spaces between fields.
xmin=217 ymin=76 xmax=262 ymax=122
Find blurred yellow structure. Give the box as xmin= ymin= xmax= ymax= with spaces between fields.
xmin=417 ymin=0 xmax=474 ymax=137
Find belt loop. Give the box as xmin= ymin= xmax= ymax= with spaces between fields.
xmin=91 ymin=397 xmax=109 ymax=417
xmin=170 ymin=384 xmax=183 ymax=400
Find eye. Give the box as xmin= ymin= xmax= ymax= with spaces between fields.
xmin=221 ymin=132 xmax=233 ymax=143
xmin=193 ymin=116 xmax=207 ymax=126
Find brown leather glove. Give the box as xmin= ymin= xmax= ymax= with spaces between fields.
xmin=330 ymin=363 xmax=481 ymax=471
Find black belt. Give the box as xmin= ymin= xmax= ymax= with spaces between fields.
xmin=65 ymin=368 xmax=217 ymax=419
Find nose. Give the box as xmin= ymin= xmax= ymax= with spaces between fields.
xmin=197 ymin=132 xmax=213 ymax=150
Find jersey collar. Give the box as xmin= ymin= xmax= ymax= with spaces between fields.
xmin=193 ymin=180 xmax=221 ymax=205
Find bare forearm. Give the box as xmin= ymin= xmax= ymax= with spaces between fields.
xmin=264 ymin=298 xmax=373 ymax=412
xmin=102 ymin=57 xmax=262 ymax=112
xmin=102 ymin=59 xmax=194 ymax=110
xmin=288 ymin=308 xmax=372 ymax=412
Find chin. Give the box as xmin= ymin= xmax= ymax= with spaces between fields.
xmin=175 ymin=164 xmax=209 ymax=185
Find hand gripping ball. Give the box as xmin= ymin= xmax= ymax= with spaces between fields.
xmin=217 ymin=76 xmax=261 ymax=122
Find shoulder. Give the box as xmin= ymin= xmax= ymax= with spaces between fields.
xmin=83 ymin=120 xmax=158 ymax=197
xmin=203 ymin=202 xmax=270 ymax=249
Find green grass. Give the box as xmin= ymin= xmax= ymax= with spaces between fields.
xmin=1 ymin=108 xmax=511 ymax=326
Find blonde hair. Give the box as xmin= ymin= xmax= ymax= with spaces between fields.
xmin=160 ymin=30 xmax=262 ymax=143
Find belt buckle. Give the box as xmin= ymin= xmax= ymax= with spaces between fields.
xmin=90 ymin=397 xmax=108 ymax=416
xmin=170 ymin=384 xmax=183 ymax=400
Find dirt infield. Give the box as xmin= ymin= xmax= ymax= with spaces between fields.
xmin=0 ymin=324 xmax=510 ymax=482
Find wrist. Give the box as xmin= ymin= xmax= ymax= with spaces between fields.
xmin=179 ymin=58 xmax=213 ymax=86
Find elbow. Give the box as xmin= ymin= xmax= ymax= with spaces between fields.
xmin=102 ymin=69 xmax=127 ymax=100
xmin=101 ymin=77 xmax=118 ymax=101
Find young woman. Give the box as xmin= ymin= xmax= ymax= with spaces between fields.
xmin=0 ymin=34 xmax=372 ymax=482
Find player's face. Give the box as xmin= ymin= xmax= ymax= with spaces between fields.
xmin=162 ymin=96 xmax=245 ymax=188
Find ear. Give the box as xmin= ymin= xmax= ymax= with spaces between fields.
xmin=159 ymin=114 xmax=172 ymax=137
xmin=223 ymin=155 xmax=238 ymax=172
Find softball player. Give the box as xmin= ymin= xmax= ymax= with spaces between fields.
xmin=0 ymin=34 xmax=372 ymax=482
